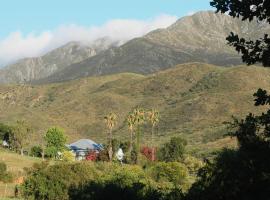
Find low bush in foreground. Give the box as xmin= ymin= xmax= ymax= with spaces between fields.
xmin=21 ymin=162 xmax=190 ymax=200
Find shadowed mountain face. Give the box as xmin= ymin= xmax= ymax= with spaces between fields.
xmin=1 ymin=11 xmax=269 ymax=84
xmin=37 ymin=11 xmax=270 ymax=83
xmin=0 ymin=38 xmax=118 ymax=84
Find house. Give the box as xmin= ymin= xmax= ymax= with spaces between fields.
xmin=67 ymin=139 xmax=103 ymax=160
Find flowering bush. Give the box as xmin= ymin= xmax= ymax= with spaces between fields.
xmin=141 ymin=146 xmax=157 ymax=161
xmin=86 ymin=150 xmax=98 ymax=161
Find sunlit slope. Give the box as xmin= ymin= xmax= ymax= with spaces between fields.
xmin=0 ymin=63 xmax=269 ymax=155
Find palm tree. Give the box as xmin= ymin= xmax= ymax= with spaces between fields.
xmin=133 ymin=108 xmax=145 ymax=164
xmin=104 ymin=112 xmax=117 ymax=162
xmin=147 ymin=109 xmax=159 ymax=161
xmin=127 ymin=113 xmax=136 ymax=154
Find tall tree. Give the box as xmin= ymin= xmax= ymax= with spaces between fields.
xmin=210 ymin=0 xmax=270 ymax=67
xmin=127 ymin=113 xmax=136 ymax=155
xmin=44 ymin=127 xmax=67 ymax=159
xmin=147 ymin=109 xmax=159 ymax=161
xmin=10 ymin=120 xmax=32 ymax=156
xmin=104 ymin=112 xmax=117 ymax=162
xmin=185 ymin=2 xmax=270 ymax=199
xmin=132 ymin=108 xmax=145 ymax=164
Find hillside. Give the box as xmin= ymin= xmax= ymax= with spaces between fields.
xmin=0 ymin=38 xmax=118 ymax=84
xmin=39 ymin=11 xmax=270 ymax=83
xmin=0 ymin=63 xmax=269 ymax=156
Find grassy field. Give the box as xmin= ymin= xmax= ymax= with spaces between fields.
xmin=0 ymin=149 xmax=42 ymax=199
xmin=0 ymin=63 xmax=268 ymax=156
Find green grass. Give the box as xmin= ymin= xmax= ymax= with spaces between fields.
xmin=0 ymin=63 xmax=269 ymax=156
xmin=0 ymin=149 xmax=42 ymax=175
xmin=0 ymin=149 xmax=42 ymax=199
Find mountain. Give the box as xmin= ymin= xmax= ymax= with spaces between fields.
xmin=0 ymin=38 xmax=118 ymax=84
xmin=0 ymin=63 xmax=269 ymax=156
xmin=39 ymin=11 xmax=270 ymax=83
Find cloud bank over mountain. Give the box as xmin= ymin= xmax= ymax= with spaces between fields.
xmin=0 ymin=14 xmax=177 ymax=67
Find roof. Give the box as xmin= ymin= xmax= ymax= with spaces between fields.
xmin=68 ymin=139 xmax=103 ymax=151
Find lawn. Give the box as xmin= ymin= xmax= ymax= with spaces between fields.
xmin=0 ymin=148 xmax=42 ymax=199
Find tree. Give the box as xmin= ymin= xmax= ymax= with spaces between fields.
xmin=44 ymin=127 xmax=67 ymax=159
xmin=185 ymin=2 xmax=270 ymax=199
xmin=104 ymin=113 xmax=117 ymax=162
xmin=157 ymin=137 xmax=187 ymax=162
xmin=132 ymin=108 xmax=146 ymax=164
xmin=210 ymin=0 xmax=270 ymax=67
xmin=10 ymin=120 xmax=32 ymax=155
xmin=147 ymin=109 xmax=159 ymax=161
xmin=127 ymin=113 xmax=136 ymax=158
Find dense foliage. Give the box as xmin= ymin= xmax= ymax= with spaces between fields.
xmin=210 ymin=0 xmax=270 ymax=67
xmin=184 ymin=2 xmax=270 ymax=199
xmin=30 ymin=145 xmax=43 ymax=157
xmin=44 ymin=127 xmax=67 ymax=158
xmin=157 ymin=137 xmax=187 ymax=162
xmin=186 ymin=90 xmax=270 ymax=199
xmin=22 ymin=162 xmax=190 ymax=200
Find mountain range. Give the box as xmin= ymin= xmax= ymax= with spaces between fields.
xmin=1 ymin=11 xmax=269 ymax=84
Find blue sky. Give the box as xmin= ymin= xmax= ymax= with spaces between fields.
xmin=0 ymin=0 xmax=212 ymax=66
xmin=1 ymin=0 xmax=212 ymax=38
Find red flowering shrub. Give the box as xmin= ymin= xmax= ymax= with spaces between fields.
xmin=141 ymin=146 xmax=157 ymax=161
xmin=86 ymin=151 xmax=98 ymax=161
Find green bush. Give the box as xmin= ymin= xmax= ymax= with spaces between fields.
xmin=157 ymin=137 xmax=187 ymax=162
xmin=30 ymin=145 xmax=43 ymax=157
xmin=146 ymin=162 xmax=189 ymax=190
xmin=22 ymin=162 xmax=186 ymax=200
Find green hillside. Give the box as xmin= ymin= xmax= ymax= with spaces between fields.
xmin=0 ymin=62 xmax=269 ymax=156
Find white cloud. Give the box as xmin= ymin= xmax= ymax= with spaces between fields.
xmin=0 ymin=14 xmax=177 ymax=67
xmin=187 ymin=11 xmax=196 ymax=16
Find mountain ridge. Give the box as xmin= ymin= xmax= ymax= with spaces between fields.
xmin=1 ymin=11 xmax=270 ymax=84
xmin=38 ymin=11 xmax=270 ymax=84
xmin=0 ymin=38 xmax=119 ymax=84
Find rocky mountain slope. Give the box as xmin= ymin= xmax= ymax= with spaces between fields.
xmin=0 ymin=38 xmax=118 ymax=84
xmin=39 ymin=11 xmax=270 ymax=83
xmin=0 ymin=63 xmax=269 ymax=156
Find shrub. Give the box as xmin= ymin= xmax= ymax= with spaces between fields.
xmin=86 ymin=151 xmax=98 ymax=161
xmin=62 ymin=150 xmax=75 ymax=162
xmin=141 ymin=146 xmax=157 ymax=161
xmin=30 ymin=145 xmax=43 ymax=157
xmin=157 ymin=137 xmax=187 ymax=162
xmin=183 ymin=156 xmax=204 ymax=175
xmin=22 ymin=162 xmax=186 ymax=200
xmin=97 ymin=149 xmax=109 ymax=162
xmin=146 ymin=162 xmax=189 ymax=189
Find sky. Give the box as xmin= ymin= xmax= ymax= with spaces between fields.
xmin=0 ymin=0 xmax=212 ymax=67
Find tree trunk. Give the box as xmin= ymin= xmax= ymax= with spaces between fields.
xmin=129 ymin=130 xmax=133 ymax=153
xmin=136 ymin=128 xmax=141 ymax=164
xmin=151 ymin=126 xmax=155 ymax=161
xmin=42 ymin=145 xmax=45 ymax=161
xmin=108 ymin=129 xmax=113 ymax=162
xmin=20 ymin=148 xmax=24 ymax=156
